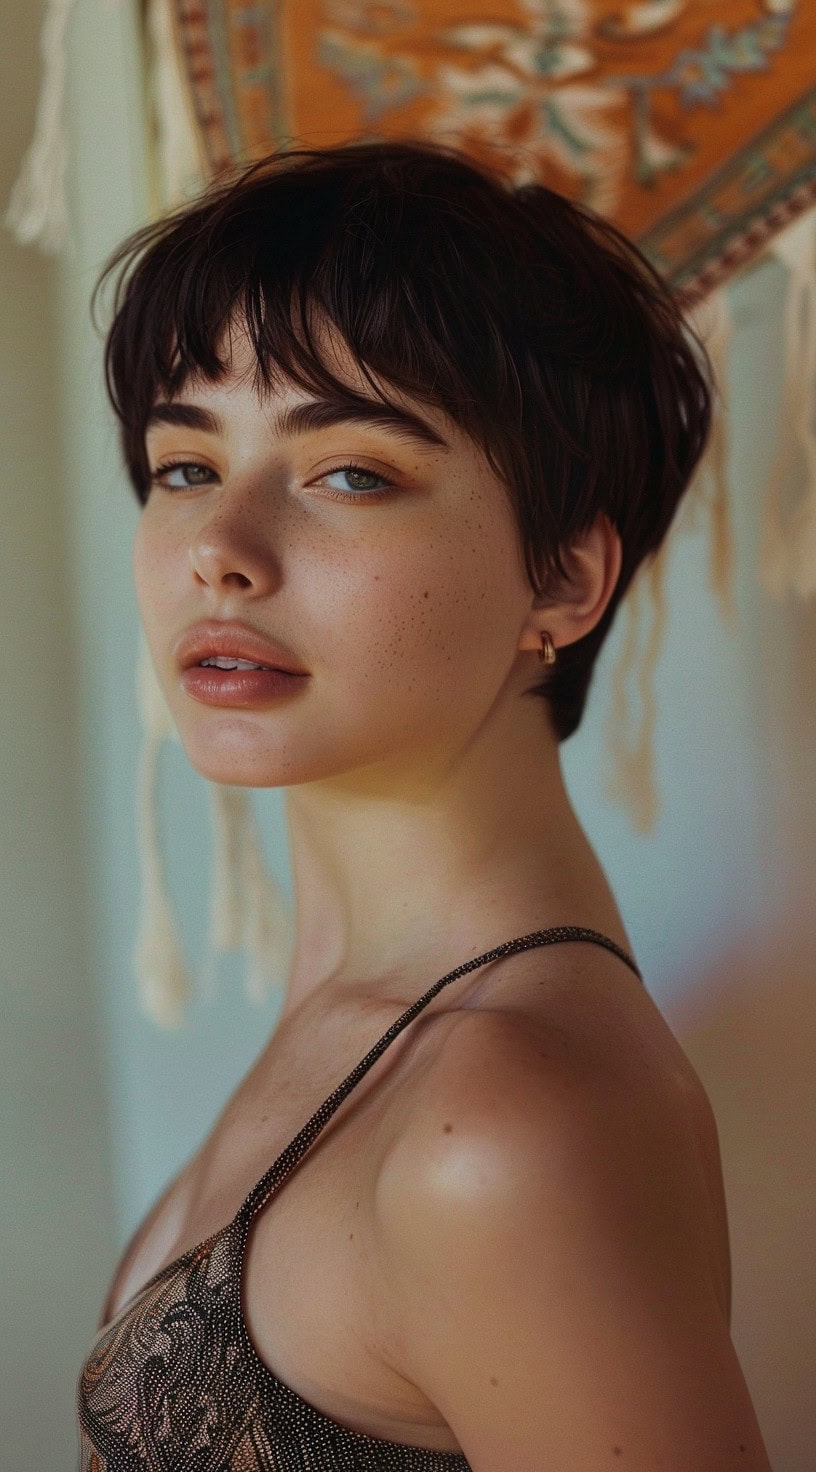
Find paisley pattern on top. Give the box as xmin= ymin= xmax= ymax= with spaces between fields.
xmin=78 ymin=1216 xmax=469 ymax=1470
xmin=76 ymin=926 xmax=643 ymax=1470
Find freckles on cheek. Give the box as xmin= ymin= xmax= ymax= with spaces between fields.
xmin=343 ymin=572 xmax=407 ymax=685
xmin=332 ymin=504 xmax=500 ymax=691
xmin=356 ymin=567 xmax=470 ymax=698
xmin=326 ymin=566 xmax=418 ymax=698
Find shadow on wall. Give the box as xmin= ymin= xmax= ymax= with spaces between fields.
xmin=671 ymin=871 xmax=816 ymax=1472
xmin=665 ymin=484 xmax=816 ymax=1472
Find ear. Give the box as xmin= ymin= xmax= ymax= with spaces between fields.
xmin=518 ymin=511 xmax=622 ymax=657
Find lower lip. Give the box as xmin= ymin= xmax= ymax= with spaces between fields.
xmin=180 ymin=667 xmax=309 ymax=705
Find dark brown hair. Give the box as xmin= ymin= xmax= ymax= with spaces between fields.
xmin=91 ymin=138 xmax=714 ymax=742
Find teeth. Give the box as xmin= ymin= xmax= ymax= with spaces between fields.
xmin=200 ymin=656 xmax=275 ymax=670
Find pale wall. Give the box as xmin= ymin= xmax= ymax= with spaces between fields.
xmin=0 ymin=1 xmax=117 ymax=1466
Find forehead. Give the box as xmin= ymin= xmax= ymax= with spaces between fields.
xmin=148 ymin=311 xmax=464 ymax=454
xmin=190 ymin=309 xmax=402 ymax=401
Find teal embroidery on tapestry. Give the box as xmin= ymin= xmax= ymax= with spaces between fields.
xmin=316 ymin=33 xmax=429 ymax=123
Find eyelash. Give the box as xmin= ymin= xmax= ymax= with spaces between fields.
xmin=147 ymin=458 xmax=396 ymax=503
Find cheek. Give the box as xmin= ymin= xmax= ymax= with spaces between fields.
xmin=319 ymin=513 xmax=512 ymax=706
xmin=131 ymin=518 xmax=186 ymax=683
xmin=132 ymin=515 xmax=178 ymax=614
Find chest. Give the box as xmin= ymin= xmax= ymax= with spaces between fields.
xmin=101 ymin=999 xmax=465 ymax=1451
xmin=96 ymin=969 xmax=731 ymax=1456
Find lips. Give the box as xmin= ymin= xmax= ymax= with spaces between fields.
xmin=174 ymin=620 xmax=309 ymax=675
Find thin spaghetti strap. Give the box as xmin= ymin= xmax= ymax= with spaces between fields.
xmin=237 ymin=925 xmax=642 ymax=1231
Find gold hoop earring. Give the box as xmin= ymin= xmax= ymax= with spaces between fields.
xmin=538 ymin=630 xmax=556 ymax=665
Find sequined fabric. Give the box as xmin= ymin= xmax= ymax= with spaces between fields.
xmin=76 ymin=927 xmax=643 ymax=1470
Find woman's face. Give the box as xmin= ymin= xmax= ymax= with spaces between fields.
xmin=133 ymin=317 xmax=543 ymax=794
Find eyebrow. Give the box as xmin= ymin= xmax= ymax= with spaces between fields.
xmin=144 ymin=397 xmax=450 ymax=452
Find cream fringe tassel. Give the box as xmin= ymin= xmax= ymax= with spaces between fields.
xmin=134 ymin=634 xmax=293 ymax=1029
xmin=603 ymin=286 xmax=738 ymax=832
xmin=6 ymin=0 xmax=816 ymax=1020
xmin=2 ymin=0 xmax=204 ymax=254
xmin=144 ymin=0 xmax=206 ymax=208
xmin=3 ymin=0 xmax=80 ymax=254
xmin=759 ymin=209 xmax=816 ymax=601
xmin=133 ymin=633 xmax=193 ymax=1028
xmin=135 ymin=0 xmax=294 ymax=1022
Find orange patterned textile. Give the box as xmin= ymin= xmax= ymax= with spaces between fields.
xmin=163 ymin=0 xmax=816 ymax=308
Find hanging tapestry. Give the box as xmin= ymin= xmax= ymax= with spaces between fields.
xmin=150 ymin=0 xmax=816 ymax=309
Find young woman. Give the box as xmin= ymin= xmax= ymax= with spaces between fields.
xmin=76 ymin=139 xmax=773 ymax=1470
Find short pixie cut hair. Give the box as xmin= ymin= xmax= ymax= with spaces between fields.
xmin=92 ymin=138 xmax=713 ymax=743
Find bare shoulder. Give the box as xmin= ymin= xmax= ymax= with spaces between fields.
xmin=377 ymin=991 xmax=716 ymax=1237
xmin=379 ymin=961 xmax=724 ymax=1235
xmin=371 ymin=994 xmax=765 ymax=1471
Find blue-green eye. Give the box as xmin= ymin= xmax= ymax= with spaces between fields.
xmin=149 ymin=460 xmax=216 ymax=490
xmin=148 ymin=459 xmax=395 ymax=502
xmin=319 ymin=464 xmax=394 ymax=501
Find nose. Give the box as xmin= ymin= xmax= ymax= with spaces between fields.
xmin=184 ymin=449 xmax=297 ymax=595
xmin=188 ymin=507 xmax=283 ymax=596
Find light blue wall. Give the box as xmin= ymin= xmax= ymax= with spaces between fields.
xmin=568 ymin=255 xmax=796 ymax=995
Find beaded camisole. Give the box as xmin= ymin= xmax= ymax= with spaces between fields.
xmin=76 ymin=925 xmax=643 ymax=1470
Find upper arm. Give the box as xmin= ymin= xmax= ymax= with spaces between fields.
xmin=374 ymin=1023 xmax=771 ymax=1472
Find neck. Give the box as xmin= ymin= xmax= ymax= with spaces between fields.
xmin=278 ymin=695 xmax=623 ymax=1023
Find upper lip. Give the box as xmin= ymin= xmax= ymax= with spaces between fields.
xmin=175 ymin=620 xmax=309 ymax=674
